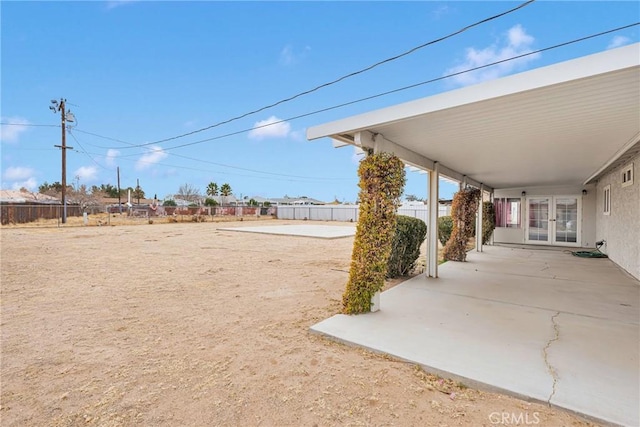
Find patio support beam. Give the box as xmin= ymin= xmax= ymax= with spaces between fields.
xmin=476 ymin=184 xmax=484 ymax=252
xmin=427 ymin=163 xmax=439 ymax=278
xmin=356 ymin=131 xmax=435 ymax=171
xmin=352 ymin=131 xmax=494 ymax=193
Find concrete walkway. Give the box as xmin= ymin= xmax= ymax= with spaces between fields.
xmin=311 ymin=245 xmax=639 ymax=426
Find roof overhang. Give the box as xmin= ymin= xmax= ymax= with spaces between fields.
xmin=308 ymin=43 xmax=640 ymax=190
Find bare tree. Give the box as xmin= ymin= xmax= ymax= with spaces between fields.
xmin=68 ymin=185 xmax=103 ymax=212
xmin=177 ymin=183 xmax=202 ymax=205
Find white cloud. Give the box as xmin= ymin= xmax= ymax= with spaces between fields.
xmin=74 ymin=166 xmax=98 ymax=181
xmin=105 ymin=149 xmax=120 ymax=166
xmin=445 ymin=24 xmax=540 ymax=87
xmin=3 ymin=166 xmax=35 ymax=181
xmin=248 ymin=116 xmax=291 ymax=140
xmin=135 ymin=145 xmax=168 ymax=170
xmin=11 ymin=178 xmax=37 ymax=191
xmin=607 ymin=35 xmax=631 ymax=50
xmin=279 ymin=44 xmax=311 ymax=66
xmin=0 ymin=116 xmax=30 ymax=144
xmin=2 ymin=167 xmax=37 ymax=191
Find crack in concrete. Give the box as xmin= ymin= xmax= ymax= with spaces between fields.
xmin=543 ymin=311 xmax=561 ymax=405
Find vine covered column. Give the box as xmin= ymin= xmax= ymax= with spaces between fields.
xmin=343 ymin=152 xmax=406 ymax=314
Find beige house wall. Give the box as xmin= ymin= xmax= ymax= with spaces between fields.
xmin=596 ymin=152 xmax=640 ymax=280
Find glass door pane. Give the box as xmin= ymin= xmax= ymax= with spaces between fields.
xmin=554 ymin=197 xmax=578 ymax=243
xmin=527 ymin=198 xmax=550 ymax=242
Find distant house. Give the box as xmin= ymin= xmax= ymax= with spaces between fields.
xmin=0 ymin=189 xmax=60 ymax=204
xmin=0 ymin=189 xmax=77 ymax=225
xmin=269 ymin=196 xmax=326 ymax=206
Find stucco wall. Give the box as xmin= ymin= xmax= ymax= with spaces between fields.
xmin=493 ymin=184 xmax=597 ymax=247
xmin=596 ymin=153 xmax=640 ymax=279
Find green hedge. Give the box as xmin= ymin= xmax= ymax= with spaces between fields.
xmin=437 ymin=216 xmax=453 ymax=246
xmin=387 ymin=215 xmax=427 ymax=278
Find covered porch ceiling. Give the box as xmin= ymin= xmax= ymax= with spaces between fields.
xmin=307 ymin=43 xmax=640 ymax=190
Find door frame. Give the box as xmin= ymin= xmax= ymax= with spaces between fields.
xmin=524 ymin=195 xmax=582 ymax=246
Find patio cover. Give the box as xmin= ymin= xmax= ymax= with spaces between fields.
xmin=307 ymin=43 xmax=640 ymax=277
xmin=307 ymin=43 xmax=639 ymax=189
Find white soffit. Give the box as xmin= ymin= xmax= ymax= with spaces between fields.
xmin=308 ymin=43 xmax=640 ymax=189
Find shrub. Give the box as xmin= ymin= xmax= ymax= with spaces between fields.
xmin=343 ymin=152 xmax=406 ymax=314
xmin=387 ymin=215 xmax=427 ymax=278
xmin=442 ymin=187 xmax=480 ymax=262
xmin=204 ymin=198 xmax=218 ymax=207
xmin=162 ymin=199 xmax=177 ymax=207
xmin=482 ymin=201 xmax=496 ymax=244
xmin=437 ymin=216 xmax=453 ymax=246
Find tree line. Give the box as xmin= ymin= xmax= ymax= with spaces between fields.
xmin=37 ymin=180 xmax=255 ymax=207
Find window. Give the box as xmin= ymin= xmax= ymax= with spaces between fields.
xmin=603 ymin=185 xmax=611 ymax=216
xmin=621 ymin=163 xmax=634 ymax=187
xmin=494 ymin=198 xmax=521 ymax=228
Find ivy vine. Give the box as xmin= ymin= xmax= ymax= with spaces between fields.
xmin=343 ymin=152 xmax=406 ymax=314
xmin=482 ymin=201 xmax=496 ymax=244
xmin=442 ymin=187 xmax=480 ymax=262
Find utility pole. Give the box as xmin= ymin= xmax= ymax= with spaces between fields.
xmin=50 ymin=99 xmax=74 ymax=224
xmin=117 ymin=167 xmax=122 ymax=214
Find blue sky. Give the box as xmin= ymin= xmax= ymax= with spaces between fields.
xmin=1 ymin=1 xmax=638 ymax=203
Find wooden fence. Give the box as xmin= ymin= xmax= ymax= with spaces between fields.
xmin=0 ymin=203 xmax=82 ymax=225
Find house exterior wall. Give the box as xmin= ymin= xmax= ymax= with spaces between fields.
xmin=596 ymin=153 xmax=640 ymax=280
xmin=493 ymin=184 xmax=597 ymax=247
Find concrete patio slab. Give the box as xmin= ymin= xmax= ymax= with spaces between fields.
xmin=218 ymin=224 xmax=356 ymax=239
xmin=311 ymin=246 xmax=639 ymax=426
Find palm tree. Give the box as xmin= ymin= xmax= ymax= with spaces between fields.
xmin=206 ymin=182 xmax=219 ymax=197
xmin=220 ymin=183 xmax=232 ymax=205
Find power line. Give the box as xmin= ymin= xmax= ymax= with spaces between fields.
xmin=36 ymin=23 xmax=638 ymax=186
xmin=67 ymin=129 xmax=109 ymax=171
xmin=72 ymin=127 xmax=354 ymax=180
xmin=107 ymin=0 xmax=536 ymax=149
xmin=92 ymin=22 xmax=638 ymax=153
xmin=74 ymin=147 xmax=355 ymax=184
xmin=0 ymin=122 xmax=59 ymax=127
xmin=78 ymin=138 xmax=354 ymax=181
xmin=12 ymin=23 xmax=636 ymax=158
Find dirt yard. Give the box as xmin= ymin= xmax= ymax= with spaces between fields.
xmin=1 ymin=220 xmax=596 ymax=426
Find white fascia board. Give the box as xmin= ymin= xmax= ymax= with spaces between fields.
xmin=584 ymin=130 xmax=640 ymax=185
xmin=306 ymin=43 xmax=640 ymax=141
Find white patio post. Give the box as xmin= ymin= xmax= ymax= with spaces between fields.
xmin=477 ymin=184 xmax=484 ymax=252
xmin=427 ymin=163 xmax=439 ymax=278
xmin=489 ymin=191 xmax=495 ymax=245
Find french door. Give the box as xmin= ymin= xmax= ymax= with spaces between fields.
xmin=525 ymin=196 xmax=581 ymax=246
